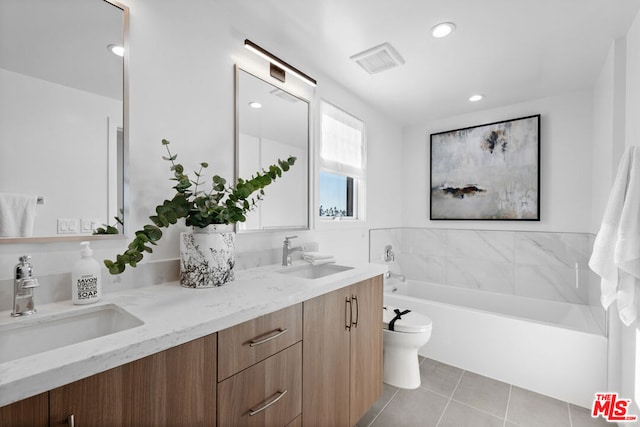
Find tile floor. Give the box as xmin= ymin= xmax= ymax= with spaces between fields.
xmin=357 ymin=358 xmax=613 ymax=427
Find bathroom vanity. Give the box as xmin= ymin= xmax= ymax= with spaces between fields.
xmin=0 ymin=261 xmax=385 ymax=427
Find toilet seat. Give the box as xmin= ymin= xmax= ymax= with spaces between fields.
xmin=383 ymin=306 xmax=432 ymax=333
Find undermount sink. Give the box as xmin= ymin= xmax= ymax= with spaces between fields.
xmin=0 ymin=304 xmax=143 ymax=364
xmin=278 ymin=263 xmax=354 ymax=279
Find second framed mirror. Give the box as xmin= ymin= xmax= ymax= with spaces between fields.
xmin=235 ymin=67 xmax=310 ymax=232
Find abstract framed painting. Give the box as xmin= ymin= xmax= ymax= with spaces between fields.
xmin=430 ymin=114 xmax=540 ymax=220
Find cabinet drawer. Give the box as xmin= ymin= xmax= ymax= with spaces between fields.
xmin=218 ymin=304 xmax=302 ymax=381
xmin=218 ymin=342 xmax=302 ymax=427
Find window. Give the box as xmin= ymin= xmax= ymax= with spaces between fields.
xmin=319 ymin=101 xmax=365 ymax=219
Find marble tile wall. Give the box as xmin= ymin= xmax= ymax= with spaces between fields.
xmin=370 ymin=228 xmax=600 ymax=307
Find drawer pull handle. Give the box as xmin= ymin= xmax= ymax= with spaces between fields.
xmin=249 ymin=328 xmax=288 ymax=347
xmin=345 ymin=297 xmax=352 ymax=331
xmin=68 ymin=414 xmax=75 ymax=427
xmin=248 ymin=389 xmax=288 ymax=416
xmin=352 ymin=295 xmax=359 ymax=328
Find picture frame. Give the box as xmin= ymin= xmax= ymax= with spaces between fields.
xmin=430 ymin=114 xmax=540 ymax=220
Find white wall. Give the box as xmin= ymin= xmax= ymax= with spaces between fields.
xmin=626 ymin=12 xmax=640 ymax=150
xmin=0 ymin=0 xmax=403 ymax=282
xmin=402 ymin=90 xmax=594 ymax=232
xmin=591 ymin=44 xmax=615 ymax=234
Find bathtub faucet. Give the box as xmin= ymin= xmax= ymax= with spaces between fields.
xmin=385 ymin=271 xmax=406 ymax=283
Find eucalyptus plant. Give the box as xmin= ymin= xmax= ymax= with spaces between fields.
xmin=94 ymin=210 xmax=124 ymax=235
xmin=104 ymin=139 xmax=296 ymax=275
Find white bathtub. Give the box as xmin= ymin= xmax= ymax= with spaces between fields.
xmin=384 ymin=280 xmax=607 ymax=408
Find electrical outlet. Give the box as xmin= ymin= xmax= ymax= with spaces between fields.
xmin=57 ymin=218 xmax=80 ymax=234
xmin=81 ymin=218 xmax=101 ymax=233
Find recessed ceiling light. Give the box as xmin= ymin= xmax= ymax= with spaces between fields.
xmin=248 ymin=102 xmax=262 ymax=109
xmin=107 ymin=44 xmax=124 ymax=57
xmin=469 ymin=94 xmax=484 ymax=102
xmin=431 ymin=22 xmax=456 ymax=38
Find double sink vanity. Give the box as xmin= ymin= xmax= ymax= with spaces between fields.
xmin=0 ymin=260 xmax=386 ymax=426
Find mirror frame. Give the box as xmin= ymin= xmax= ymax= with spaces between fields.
xmin=0 ymin=0 xmax=130 ymax=244
xmin=234 ymin=65 xmax=311 ymax=233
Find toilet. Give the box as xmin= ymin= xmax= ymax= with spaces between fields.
xmin=382 ymin=305 xmax=433 ymax=389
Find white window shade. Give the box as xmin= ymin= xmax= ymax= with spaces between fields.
xmin=320 ymin=102 xmax=365 ymax=177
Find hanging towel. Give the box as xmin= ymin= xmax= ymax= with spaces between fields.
xmin=589 ymin=146 xmax=640 ymax=326
xmin=0 ymin=192 xmax=38 ymax=237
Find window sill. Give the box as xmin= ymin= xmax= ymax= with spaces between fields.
xmin=316 ymin=217 xmax=367 ymax=230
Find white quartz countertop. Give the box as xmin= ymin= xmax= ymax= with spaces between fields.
xmin=0 ymin=260 xmax=387 ymax=407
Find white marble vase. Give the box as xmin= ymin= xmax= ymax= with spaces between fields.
xmin=179 ymin=225 xmax=235 ymax=288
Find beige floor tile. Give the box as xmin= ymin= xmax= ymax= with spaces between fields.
xmin=507 ymin=386 xmax=570 ymax=427
xmin=357 ymin=383 xmax=400 ymax=427
xmin=569 ymin=403 xmax=620 ymax=427
xmin=439 ymin=400 xmax=505 ymax=427
xmin=419 ymin=358 xmax=463 ymax=397
xmin=452 ymin=370 xmax=510 ymax=418
xmin=370 ymin=388 xmax=448 ymax=427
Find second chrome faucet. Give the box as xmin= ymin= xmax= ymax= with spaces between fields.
xmin=282 ymin=236 xmax=304 ymax=266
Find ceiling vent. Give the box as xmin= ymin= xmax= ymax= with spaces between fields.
xmin=350 ymin=42 xmax=405 ymax=74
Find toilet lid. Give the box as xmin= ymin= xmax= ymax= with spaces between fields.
xmin=383 ymin=305 xmax=432 ymax=333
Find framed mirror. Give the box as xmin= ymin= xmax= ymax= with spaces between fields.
xmin=0 ymin=0 xmax=128 ymax=241
xmin=235 ymin=67 xmax=310 ymax=232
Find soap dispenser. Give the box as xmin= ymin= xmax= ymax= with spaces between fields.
xmin=72 ymin=241 xmax=102 ymax=305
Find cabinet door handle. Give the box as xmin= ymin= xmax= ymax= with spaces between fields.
xmin=248 ymin=389 xmax=288 ymax=416
xmin=352 ymin=295 xmax=359 ymax=328
xmin=345 ymin=297 xmax=352 ymax=331
xmin=68 ymin=414 xmax=75 ymax=427
xmin=249 ymin=328 xmax=288 ymax=347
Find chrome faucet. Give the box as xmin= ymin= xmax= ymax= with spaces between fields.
xmin=12 ymin=255 xmax=40 ymax=317
xmin=282 ymin=236 xmax=303 ymax=266
xmin=384 ymin=271 xmax=406 ymax=282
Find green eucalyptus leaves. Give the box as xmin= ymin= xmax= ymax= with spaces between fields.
xmin=104 ymin=139 xmax=296 ymax=275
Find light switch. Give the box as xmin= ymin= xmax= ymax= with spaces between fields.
xmin=81 ymin=218 xmax=101 ymax=233
xmin=57 ymin=218 xmax=80 ymax=234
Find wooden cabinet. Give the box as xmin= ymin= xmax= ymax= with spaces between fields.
xmin=217 ymin=304 xmax=303 ymax=427
xmin=302 ymin=285 xmax=351 ymax=426
xmin=0 ymin=392 xmax=48 ymax=427
xmin=1 ymin=276 xmax=382 ymax=427
xmin=348 ymin=277 xmax=384 ymax=421
xmin=49 ymin=333 xmax=217 ymax=427
xmin=302 ymin=275 xmax=383 ymax=427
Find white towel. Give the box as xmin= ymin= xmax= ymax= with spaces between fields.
xmin=0 ymin=192 xmax=38 ymax=237
xmin=589 ymin=146 xmax=640 ymax=326
xmin=302 ymin=251 xmax=335 ymax=265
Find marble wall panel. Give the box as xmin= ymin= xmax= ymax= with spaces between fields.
xmin=446 ymin=230 xmax=515 ymax=263
xmin=401 ymin=228 xmax=447 ymax=257
xmin=369 ymin=228 xmax=403 ymax=263
xmin=370 ymin=228 xmax=601 ymax=308
xmin=398 ymin=253 xmax=446 ymax=283
xmin=446 ymin=257 xmax=514 ymax=294
xmin=515 ymin=232 xmax=591 ymax=269
xmin=514 ymin=264 xmax=590 ymax=304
